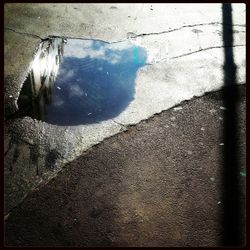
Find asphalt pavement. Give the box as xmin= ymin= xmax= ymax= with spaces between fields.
xmin=5 ymin=85 xmax=246 ymax=247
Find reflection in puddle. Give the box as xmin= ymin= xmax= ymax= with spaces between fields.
xmin=17 ymin=38 xmax=147 ymax=125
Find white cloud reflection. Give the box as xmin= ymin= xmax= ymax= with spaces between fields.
xmin=69 ymin=84 xmax=85 ymax=97
xmin=63 ymin=39 xmax=136 ymax=64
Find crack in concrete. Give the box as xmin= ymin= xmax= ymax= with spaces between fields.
xmin=170 ymin=44 xmax=245 ymax=59
xmin=112 ymin=120 xmax=128 ymax=130
xmin=127 ymin=22 xmax=246 ymax=39
xmin=5 ymin=27 xmax=44 ymax=40
xmin=5 ymin=21 xmax=245 ymax=45
xmin=49 ymin=35 xmax=111 ymax=45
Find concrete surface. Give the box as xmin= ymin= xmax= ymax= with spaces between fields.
xmin=4 ymin=86 xmax=246 ymax=247
xmin=4 ymin=2 xmax=246 ymax=233
xmin=4 ymin=3 xmax=246 ymax=116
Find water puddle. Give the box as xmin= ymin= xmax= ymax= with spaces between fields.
xmin=17 ymin=37 xmax=147 ymax=125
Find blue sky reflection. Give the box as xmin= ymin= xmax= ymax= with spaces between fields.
xmin=46 ymin=39 xmax=147 ymax=125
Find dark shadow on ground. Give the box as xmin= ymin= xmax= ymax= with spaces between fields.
xmin=221 ymin=3 xmax=245 ymax=246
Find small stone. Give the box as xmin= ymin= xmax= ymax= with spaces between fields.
xmin=170 ymin=116 xmax=176 ymax=121
xmin=219 ymin=143 xmax=224 ymax=146
xmin=87 ymin=113 xmax=92 ymax=116
xmin=217 ymin=201 xmax=221 ymax=205
xmin=201 ymin=127 xmax=205 ymax=131
xmin=57 ymin=86 xmax=61 ymax=90
xmin=9 ymin=95 xmax=13 ymax=98
xmin=210 ymin=177 xmax=215 ymax=182
xmin=173 ymin=106 xmax=182 ymax=111
xmin=220 ymin=106 xmax=226 ymax=110
xmin=219 ymin=117 xmax=223 ymax=120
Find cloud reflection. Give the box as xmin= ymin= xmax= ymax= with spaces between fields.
xmin=63 ymin=39 xmax=145 ymax=65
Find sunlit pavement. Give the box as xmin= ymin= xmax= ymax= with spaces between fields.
xmin=4 ymin=4 xmax=246 ymax=246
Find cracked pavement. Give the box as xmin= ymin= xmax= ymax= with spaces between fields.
xmin=4 ymin=3 xmax=246 ymax=246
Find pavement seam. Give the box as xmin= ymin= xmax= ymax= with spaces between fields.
xmin=170 ymin=44 xmax=245 ymax=59
xmin=126 ymin=22 xmax=245 ymax=39
xmin=5 ymin=27 xmax=44 ymax=40
xmin=4 ymin=22 xmax=245 ymax=45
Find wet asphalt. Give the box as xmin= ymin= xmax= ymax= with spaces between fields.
xmin=4 ymin=85 xmax=246 ymax=247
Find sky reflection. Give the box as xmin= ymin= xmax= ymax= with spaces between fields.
xmin=17 ymin=38 xmax=147 ymax=126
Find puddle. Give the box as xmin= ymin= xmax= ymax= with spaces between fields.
xmin=17 ymin=38 xmax=147 ymax=126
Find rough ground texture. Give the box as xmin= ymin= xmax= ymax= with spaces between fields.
xmin=5 ymin=86 xmax=246 ymax=247
xmin=4 ymin=3 xmax=246 ymax=214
